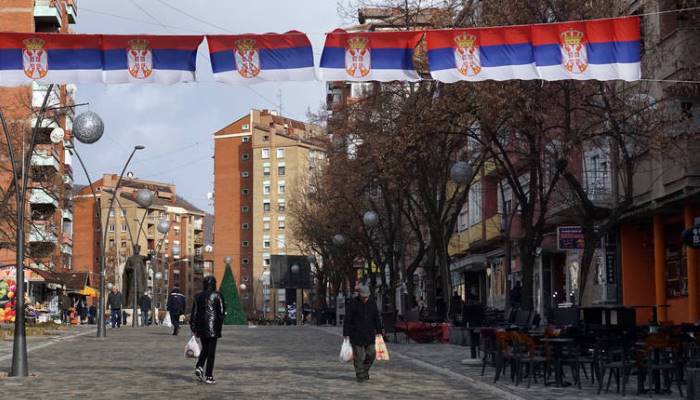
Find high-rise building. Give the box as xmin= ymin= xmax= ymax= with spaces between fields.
xmin=0 ymin=1 xmax=79 ymax=274
xmin=213 ymin=109 xmax=326 ymax=316
xmin=72 ymin=175 xmax=206 ymax=310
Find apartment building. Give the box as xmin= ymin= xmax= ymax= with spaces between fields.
xmin=0 ymin=1 xmax=79 ymax=275
xmin=213 ymin=109 xmax=326 ymax=316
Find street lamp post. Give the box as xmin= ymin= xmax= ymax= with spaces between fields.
xmin=151 ymin=219 xmax=170 ymax=325
xmin=130 ymin=189 xmax=154 ymax=327
xmin=291 ymin=263 xmax=302 ymax=326
xmin=96 ymin=145 xmax=145 ymax=338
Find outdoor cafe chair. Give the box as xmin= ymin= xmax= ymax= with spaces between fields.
xmin=493 ymin=331 xmax=516 ymax=383
xmin=641 ymin=333 xmax=684 ymax=398
xmin=595 ymin=337 xmax=637 ymax=396
xmin=512 ymin=332 xmax=550 ymax=388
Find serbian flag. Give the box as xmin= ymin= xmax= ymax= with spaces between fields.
xmin=319 ymin=29 xmax=422 ymax=82
xmin=101 ymin=35 xmax=203 ymax=84
xmin=0 ymin=32 xmax=101 ymax=86
xmin=207 ymin=31 xmax=314 ymax=83
xmin=427 ymin=26 xmax=538 ymax=83
xmin=532 ymin=17 xmax=641 ymax=81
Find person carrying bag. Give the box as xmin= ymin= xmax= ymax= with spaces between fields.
xmin=190 ymin=276 xmax=225 ymax=385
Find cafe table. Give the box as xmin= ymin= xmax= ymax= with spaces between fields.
xmin=540 ymin=337 xmax=576 ymax=387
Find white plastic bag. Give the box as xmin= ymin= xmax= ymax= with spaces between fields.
xmin=375 ymin=334 xmax=390 ymax=361
xmin=162 ymin=312 xmax=172 ymax=328
xmin=185 ymin=335 xmax=201 ymax=359
xmin=339 ymin=338 xmax=353 ymax=363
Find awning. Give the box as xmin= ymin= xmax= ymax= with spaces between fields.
xmin=450 ymin=254 xmax=487 ymax=272
xmin=79 ymin=286 xmax=97 ymax=297
xmin=55 ymin=272 xmax=90 ymax=292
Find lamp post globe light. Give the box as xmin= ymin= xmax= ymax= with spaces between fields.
xmin=135 ymin=189 xmax=154 ymax=208
xmin=239 ymin=283 xmax=247 ymax=291
xmin=224 ymin=256 xmax=233 ymax=265
xmin=450 ymin=161 xmax=473 ymax=185
xmin=157 ymin=219 xmax=170 ymax=235
xmin=332 ymin=234 xmax=346 ymax=247
xmin=73 ymin=111 xmax=104 ymax=144
xmin=363 ymin=210 xmax=379 ymax=228
xmin=107 ymin=283 xmax=114 ymax=290
xmin=155 ymin=272 xmax=163 ymax=280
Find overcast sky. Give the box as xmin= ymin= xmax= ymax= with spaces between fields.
xmin=73 ymin=0 xmax=341 ymax=213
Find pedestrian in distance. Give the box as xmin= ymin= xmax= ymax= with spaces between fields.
xmin=190 ymin=276 xmax=225 ymax=385
xmin=166 ymin=286 xmax=186 ymax=335
xmin=139 ymin=292 xmax=152 ymax=327
xmin=106 ymin=286 xmax=123 ymax=328
xmin=58 ymin=290 xmax=71 ymax=324
xmin=343 ymin=284 xmax=384 ymax=383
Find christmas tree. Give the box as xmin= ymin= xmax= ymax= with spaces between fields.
xmin=220 ymin=264 xmax=246 ymax=325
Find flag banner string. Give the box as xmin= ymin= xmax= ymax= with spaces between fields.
xmin=0 ymin=9 xmax=697 ymax=86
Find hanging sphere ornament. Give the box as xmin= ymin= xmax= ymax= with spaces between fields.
xmin=73 ymin=111 xmax=104 ymax=144
xmin=224 ymin=256 xmax=233 ymax=265
xmin=135 ymin=189 xmax=154 ymax=208
xmin=363 ymin=211 xmax=379 ymax=228
xmin=50 ymin=127 xmax=65 ymax=144
xmin=107 ymin=282 xmax=114 ymax=290
xmin=154 ymin=272 xmax=163 ymax=280
xmin=239 ymin=284 xmax=247 ymax=291
xmin=291 ymin=264 xmax=300 ymax=274
xmin=156 ymin=219 xmax=170 ymax=234
xmin=332 ymin=234 xmax=346 ymax=247
xmin=450 ymin=161 xmax=473 ymax=185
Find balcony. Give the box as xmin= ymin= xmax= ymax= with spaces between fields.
xmin=61 ymin=244 xmax=72 ymax=255
xmin=62 ymin=209 xmax=73 ymax=221
xmin=29 ymin=188 xmax=58 ymax=208
xmin=31 ymin=148 xmax=60 ymax=172
xmin=29 ymin=223 xmax=57 ymax=243
xmin=32 ymin=82 xmax=61 ymax=109
xmin=194 ymin=232 xmax=204 ymax=246
xmin=62 ymin=232 xmax=72 ymax=246
xmin=66 ymin=0 xmax=77 ymax=24
xmin=34 ymin=0 xmax=63 ymax=30
xmin=63 ymin=173 xmax=73 ymax=189
xmin=193 ymin=218 xmax=204 ymax=231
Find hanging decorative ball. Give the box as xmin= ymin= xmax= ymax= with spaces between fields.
xmin=239 ymin=284 xmax=247 ymax=291
xmin=50 ymin=127 xmax=65 ymax=144
xmin=73 ymin=111 xmax=104 ymax=144
xmin=154 ymin=272 xmax=163 ymax=280
xmin=106 ymin=282 xmax=114 ymax=290
xmin=291 ymin=264 xmax=300 ymax=274
xmin=135 ymin=189 xmax=154 ymax=208
xmin=224 ymin=256 xmax=233 ymax=265
xmin=157 ymin=219 xmax=170 ymax=234
xmin=332 ymin=234 xmax=346 ymax=247
xmin=450 ymin=161 xmax=473 ymax=185
xmin=363 ymin=210 xmax=379 ymax=228
xmin=172 ymin=244 xmax=181 ymax=255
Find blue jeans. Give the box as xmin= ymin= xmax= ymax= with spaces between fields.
xmin=141 ymin=310 xmax=149 ymax=326
xmin=110 ymin=308 xmax=121 ymax=328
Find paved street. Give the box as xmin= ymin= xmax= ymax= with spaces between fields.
xmin=0 ymin=325 xmax=506 ymax=400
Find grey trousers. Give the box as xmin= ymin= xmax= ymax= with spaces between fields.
xmin=352 ymin=344 xmax=376 ymax=380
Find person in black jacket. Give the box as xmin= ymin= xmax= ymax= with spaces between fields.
xmin=190 ymin=276 xmax=225 ymax=385
xmin=166 ymin=287 xmax=186 ymax=335
xmin=138 ymin=292 xmax=152 ymax=327
xmin=343 ymin=284 xmax=384 ymax=382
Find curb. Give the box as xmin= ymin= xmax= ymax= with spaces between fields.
xmin=0 ymin=329 xmax=92 ymax=363
xmin=312 ymin=326 xmax=526 ymax=400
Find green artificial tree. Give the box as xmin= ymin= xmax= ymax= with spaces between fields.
xmin=220 ymin=264 xmax=246 ymax=325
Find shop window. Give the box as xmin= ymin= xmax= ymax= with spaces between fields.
xmin=665 ymin=222 xmax=687 ymax=297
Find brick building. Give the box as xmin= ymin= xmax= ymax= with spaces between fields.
xmin=0 ymin=1 xmax=79 ymax=276
xmin=213 ymin=109 xmax=326 ymax=316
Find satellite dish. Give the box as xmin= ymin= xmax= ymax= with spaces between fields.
xmin=126 ymin=172 xmax=134 ymax=178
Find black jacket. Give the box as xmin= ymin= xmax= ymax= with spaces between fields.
xmin=166 ymin=289 xmax=186 ymax=314
xmin=189 ymin=280 xmax=225 ymax=338
xmin=138 ymin=294 xmax=152 ymax=311
xmin=107 ymin=291 xmax=123 ymax=309
xmin=343 ymin=297 xmax=383 ymax=346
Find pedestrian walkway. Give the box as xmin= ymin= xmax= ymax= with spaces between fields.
xmin=1 ymin=325 xmax=504 ymax=399
xmin=0 ymin=325 xmax=89 ymax=364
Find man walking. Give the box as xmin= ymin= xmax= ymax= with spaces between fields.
xmin=190 ymin=276 xmax=225 ymax=385
xmin=58 ymin=290 xmax=71 ymax=324
xmin=343 ymin=284 xmax=384 ymax=382
xmin=166 ymin=286 xmax=186 ymax=335
xmin=139 ymin=292 xmax=152 ymax=327
xmin=107 ymin=286 xmax=123 ymax=328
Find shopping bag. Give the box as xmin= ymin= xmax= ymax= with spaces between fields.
xmin=375 ymin=334 xmax=390 ymax=361
xmin=185 ymin=335 xmax=201 ymax=359
xmin=339 ymin=338 xmax=353 ymax=363
xmin=162 ymin=312 xmax=172 ymax=328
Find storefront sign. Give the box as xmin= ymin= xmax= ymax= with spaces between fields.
xmin=605 ymin=252 xmax=616 ymax=284
xmin=557 ymin=226 xmax=584 ymax=250
xmin=682 ymin=225 xmax=700 ymax=248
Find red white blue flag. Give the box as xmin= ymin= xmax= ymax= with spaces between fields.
xmin=0 ymin=32 xmax=101 ymax=86
xmin=207 ymin=31 xmax=315 ymax=84
xmin=427 ymin=17 xmax=640 ymax=82
xmin=319 ymin=29 xmax=422 ymax=82
xmin=101 ymin=35 xmax=203 ymax=84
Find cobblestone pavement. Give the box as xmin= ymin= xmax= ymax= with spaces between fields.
xmin=0 ymin=325 xmax=89 ymax=363
xmin=0 ymin=324 xmax=509 ymax=400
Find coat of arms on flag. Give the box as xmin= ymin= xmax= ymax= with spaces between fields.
xmin=560 ymin=28 xmax=588 ymax=74
xmin=345 ymin=36 xmax=371 ymax=78
xmin=233 ymin=39 xmax=261 ymax=78
xmin=127 ymin=39 xmax=153 ymax=79
xmin=22 ymin=38 xmax=48 ymax=80
xmin=454 ymin=33 xmax=481 ymax=77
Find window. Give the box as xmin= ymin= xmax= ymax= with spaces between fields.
xmin=278 ymin=201 xmax=286 ymax=212
xmin=263 ymin=221 xmax=270 ymax=230
xmin=120 ymin=240 xmax=127 ymax=248
xmin=278 ymin=183 xmax=285 ymax=194
xmin=242 ymin=223 xmax=250 ymax=230
xmin=108 ymin=239 xmax=115 ymax=248
xmin=468 ymin=181 xmax=481 ymax=226
xmin=108 ymin=223 xmax=115 ymax=232
xmin=242 ymin=153 xmax=250 ymax=160
xmin=278 ymin=166 xmax=285 ymax=176
xmin=263 ymin=202 xmax=271 ymax=212
xmin=263 ymin=184 xmax=271 ymax=195
xmin=121 ymin=223 xmax=127 ymax=232
xmin=276 ymin=148 xmax=285 ymax=159
xmin=242 ymin=258 xmax=249 ymax=265
xmin=175 ymin=215 xmax=180 ymax=223
xmin=241 ymin=171 xmax=249 ymax=178
xmin=263 ymin=135 xmax=270 ymax=141
xmin=261 ymin=148 xmax=270 ymax=159
xmin=242 ymin=241 xmax=249 ymax=247
xmin=497 ymin=180 xmax=513 ymax=216
xmin=109 ymin=209 xmax=115 ymax=218
xmin=242 ymin=136 xmax=250 ymax=143
xmin=278 ymin=219 xmax=285 ymax=230
xmin=120 ymin=209 xmax=127 ymax=217
xmin=665 ymin=222 xmax=687 ymax=297
xmin=263 ymin=238 xmax=271 ymax=248
xmin=242 ymin=124 xmax=250 ymax=130
xmin=241 ymin=188 xmax=249 ymax=195
xmin=457 ymin=204 xmax=468 ymax=232
xmin=277 ymin=234 xmax=285 ymax=249
xmin=241 ymin=206 xmax=249 ymax=213
xmin=263 ymin=166 xmax=270 ymax=176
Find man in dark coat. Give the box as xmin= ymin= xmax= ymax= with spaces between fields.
xmin=190 ymin=276 xmax=225 ymax=385
xmin=166 ymin=287 xmax=186 ymax=335
xmin=138 ymin=292 xmax=152 ymax=327
xmin=343 ymin=284 xmax=384 ymax=382
xmin=106 ymin=286 xmax=123 ymax=328
xmin=58 ymin=290 xmax=71 ymax=324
